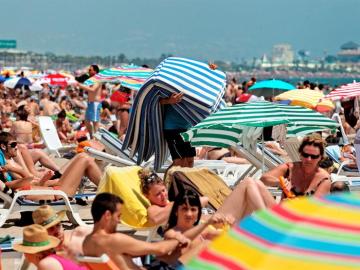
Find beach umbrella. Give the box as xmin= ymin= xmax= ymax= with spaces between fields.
xmin=184 ymin=192 xmax=360 ymax=270
xmin=44 ymin=73 xmax=69 ymax=88
xmin=3 ymin=77 xmax=31 ymax=89
xmin=275 ymin=89 xmax=335 ymax=112
xmin=123 ymin=57 xmax=226 ymax=170
xmin=325 ymin=81 xmax=360 ymax=101
xmin=84 ymin=65 xmax=153 ymax=91
xmin=181 ymin=101 xmax=339 ymax=148
xmin=248 ymin=79 xmax=295 ymax=97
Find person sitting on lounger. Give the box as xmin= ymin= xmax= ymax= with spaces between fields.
xmin=157 ymin=190 xmax=231 ymax=267
xmin=82 ymin=192 xmax=190 ymax=270
xmin=0 ymin=132 xmax=102 ymax=199
xmin=340 ymin=143 xmax=357 ymax=169
xmin=13 ymin=224 xmax=87 ymax=270
xmin=32 ymin=205 xmax=92 ymax=259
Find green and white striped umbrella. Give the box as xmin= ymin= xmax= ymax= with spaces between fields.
xmin=181 ymin=101 xmax=339 ymax=148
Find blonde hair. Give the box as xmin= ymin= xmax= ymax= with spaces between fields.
xmin=138 ymin=168 xmax=164 ymax=195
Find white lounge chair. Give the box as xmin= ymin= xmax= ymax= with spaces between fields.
xmin=38 ymin=116 xmax=76 ymax=157
xmin=0 ymin=189 xmax=90 ymax=227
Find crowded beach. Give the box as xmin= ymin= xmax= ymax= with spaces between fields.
xmin=0 ymin=58 xmax=360 ymax=270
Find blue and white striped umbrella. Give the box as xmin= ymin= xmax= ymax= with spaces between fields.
xmin=123 ymin=57 xmax=226 ymax=171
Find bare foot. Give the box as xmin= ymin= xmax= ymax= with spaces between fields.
xmin=39 ymin=170 xmax=55 ymax=185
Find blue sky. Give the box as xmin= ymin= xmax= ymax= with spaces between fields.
xmin=1 ymin=0 xmax=359 ymax=61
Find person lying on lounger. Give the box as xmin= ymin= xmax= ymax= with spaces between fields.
xmin=0 ymin=132 xmax=102 ymax=200
xmin=138 ymin=168 xmax=209 ymax=226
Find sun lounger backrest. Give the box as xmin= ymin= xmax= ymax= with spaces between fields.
xmin=326 ymin=145 xmax=341 ymax=162
xmin=38 ymin=116 xmax=63 ymax=153
xmin=97 ymin=166 xmax=152 ymax=227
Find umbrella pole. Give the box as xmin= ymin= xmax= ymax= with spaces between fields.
xmin=261 ymin=128 xmax=265 ymax=173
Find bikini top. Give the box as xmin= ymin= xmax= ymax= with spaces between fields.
xmin=283 ymin=163 xmax=330 ymax=197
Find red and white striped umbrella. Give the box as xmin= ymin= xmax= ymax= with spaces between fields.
xmin=325 ymin=81 xmax=360 ymax=100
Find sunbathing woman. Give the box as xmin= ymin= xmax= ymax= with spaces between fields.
xmin=0 ymin=132 xmax=101 ymax=199
xmin=153 ymin=190 xmax=229 ymax=268
xmin=138 ymin=168 xmax=208 ymax=226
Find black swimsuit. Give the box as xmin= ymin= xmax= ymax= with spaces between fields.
xmin=283 ymin=163 xmax=330 ymax=197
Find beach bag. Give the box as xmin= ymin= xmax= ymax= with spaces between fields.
xmin=167 ymin=167 xmax=231 ymax=210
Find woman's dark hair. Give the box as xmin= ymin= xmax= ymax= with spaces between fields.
xmin=298 ymin=133 xmax=326 ymax=158
xmin=166 ymin=189 xmax=202 ymax=231
xmin=0 ymin=132 xmax=15 ymax=148
xmin=101 ymin=100 xmax=111 ymax=110
xmin=16 ymin=108 xmax=28 ymax=121
xmin=138 ymin=168 xmax=164 ymax=195
xmin=120 ymin=86 xmax=131 ymax=94
xmin=57 ymin=110 xmax=66 ymax=119
xmin=330 ymin=181 xmax=350 ymax=193
xmin=91 ymin=192 xmax=123 ymax=223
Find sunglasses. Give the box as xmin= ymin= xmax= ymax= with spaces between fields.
xmin=8 ymin=142 xmax=17 ymax=148
xmin=145 ymin=173 xmax=158 ymax=183
xmin=301 ymin=152 xmax=320 ymax=159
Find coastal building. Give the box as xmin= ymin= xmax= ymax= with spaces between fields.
xmin=337 ymin=41 xmax=360 ymax=63
xmin=271 ymin=44 xmax=294 ymax=67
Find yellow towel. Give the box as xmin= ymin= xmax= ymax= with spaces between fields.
xmin=98 ymin=166 xmax=151 ymax=227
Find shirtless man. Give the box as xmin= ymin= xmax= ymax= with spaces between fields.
xmin=83 ymin=193 xmax=189 ymax=270
xmin=42 ymin=96 xmax=61 ymax=117
xmin=76 ymin=65 xmax=101 ymax=138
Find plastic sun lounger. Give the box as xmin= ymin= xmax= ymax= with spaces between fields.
xmin=326 ymin=145 xmax=360 ymax=176
xmin=0 ymin=189 xmax=91 ymax=227
xmin=38 ymin=116 xmax=76 ymax=157
xmin=77 ymin=254 xmax=120 ymax=270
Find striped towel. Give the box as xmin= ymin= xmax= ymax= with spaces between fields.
xmin=123 ymin=57 xmax=226 ymax=171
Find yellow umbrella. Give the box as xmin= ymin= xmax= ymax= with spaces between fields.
xmin=275 ymin=89 xmax=334 ymax=112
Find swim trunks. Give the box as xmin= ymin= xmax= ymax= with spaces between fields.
xmin=85 ymin=102 xmax=102 ymax=122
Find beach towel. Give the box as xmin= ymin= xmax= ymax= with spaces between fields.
xmin=97 ymin=166 xmax=151 ymax=227
xmin=166 ymin=167 xmax=231 ymax=210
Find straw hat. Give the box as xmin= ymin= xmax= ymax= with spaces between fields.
xmin=32 ymin=205 xmax=66 ymax=229
xmin=13 ymin=224 xmax=60 ymax=254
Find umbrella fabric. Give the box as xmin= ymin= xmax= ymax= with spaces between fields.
xmin=325 ymin=81 xmax=360 ymax=101
xmin=185 ymin=193 xmax=360 ymax=270
xmin=45 ymin=73 xmax=69 ymax=87
xmin=275 ymin=89 xmax=334 ymax=112
xmin=3 ymin=77 xmax=31 ymax=89
xmin=84 ymin=65 xmax=153 ymax=91
xmin=122 ymin=57 xmax=226 ymax=170
xmin=248 ymin=79 xmax=295 ymax=97
xmin=181 ymin=101 xmax=338 ymax=148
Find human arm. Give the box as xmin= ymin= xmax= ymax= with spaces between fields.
xmin=260 ymin=163 xmax=291 ymax=187
xmin=77 ymin=82 xmax=101 ymax=93
xmin=160 ymin=93 xmax=184 ymax=105
xmin=147 ymin=202 xmax=174 ymax=225
xmin=112 ymin=233 xmax=182 ymax=257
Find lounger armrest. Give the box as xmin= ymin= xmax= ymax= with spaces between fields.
xmin=77 ymin=254 xmax=110 ymax=263
xmin=84 ymin=147 xmax=135 ymax=166
xmin=337 ymin=160 xmax=353 ymax=176
xmin=14 ymin=189 xmax=70 ymax=198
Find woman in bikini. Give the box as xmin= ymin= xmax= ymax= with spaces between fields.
xmin=110 ymin=85 xmax=132 ymax=140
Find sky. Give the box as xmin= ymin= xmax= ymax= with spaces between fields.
xmin=1 ymin=0 xmax=360 ymax=61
